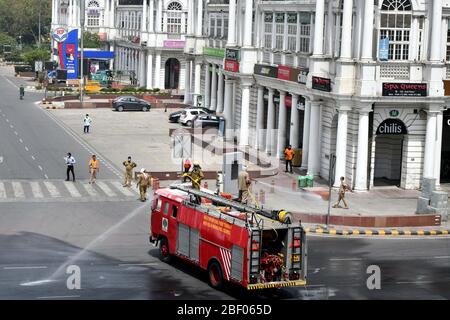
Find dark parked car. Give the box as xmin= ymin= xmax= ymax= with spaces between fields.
xmin=112 ymin=96 xmax=151 ymax=112
xmin=168 ymin=106 xmax=215 ymax=123
xmin=192 ymin=114 xmax=225 ymax=128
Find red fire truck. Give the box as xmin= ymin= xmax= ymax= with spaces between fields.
xmin=149 ymin=184 xmax=307 ymax=290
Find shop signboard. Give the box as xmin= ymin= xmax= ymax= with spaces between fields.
xmin=224 ymin=59 xmax=239 ymax=72
xmin=203 ymin=47 xmax=225 ymax=58
xmin=379 ymin=37 xmax=389 ymax=61
xmin=376 ymin=118 xmax=408 ymax=135
xmin=382 ymin=82 xmax=427 ymax=97
xmin=277 ymin=65 xmax=300 ymax=82
xmin=298 ymin=67 xmax=309 ymax=84
xmin=312 ymin=76 xmax=331 ymax=92
xmin=163 ymin=40 xmax=185 ymax=49
xmin=225 ymin=48 xmax=240 ymax=61
xmin=56 ymin=29 xmax=78 ymax=80
xmin=254 ymin=64 xmax=278 ymax=78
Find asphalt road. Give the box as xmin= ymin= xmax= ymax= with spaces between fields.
xmin=1 ymin=68 xmax=450 ymax=300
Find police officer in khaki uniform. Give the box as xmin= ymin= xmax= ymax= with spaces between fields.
xmin=333 ymin=176 xmax=353 ymax=209
xmin=188 ymin=161 xmax=204 ymax=190
xmin=238 ymin=165 xmax=251 ymax=204
xmin=136 ymin=168 xmax=151 ymax=202
xmin=122 ymin=156 xmax=137 ymax=187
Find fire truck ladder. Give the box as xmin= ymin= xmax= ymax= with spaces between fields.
xmin=170 ymin=185 xmax=289 ymax=224
xmin=249 ymin=229 xmax=262 ymax=281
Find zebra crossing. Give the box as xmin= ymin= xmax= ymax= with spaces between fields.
xmin=0 ymin=179 xmax=141 ymax=202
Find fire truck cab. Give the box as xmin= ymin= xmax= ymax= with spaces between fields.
xmin=149 ymin=184 xmax=307 ymax=290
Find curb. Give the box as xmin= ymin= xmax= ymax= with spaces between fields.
xmin=304 ymin=227 xmax=450 ymax=237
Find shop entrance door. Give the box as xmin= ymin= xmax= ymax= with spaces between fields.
xmin=441 ymin=109 xmax=450 ymax=183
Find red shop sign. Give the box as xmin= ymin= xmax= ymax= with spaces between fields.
xmin=285 ymin=95 xmax=292 ymax=107
xmin=224 ymin=59 xmax=239 ymax=72
xmin=278 ymin=65 xmax=290 ymax=80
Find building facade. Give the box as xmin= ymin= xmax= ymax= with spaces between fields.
xmin=52 ymin=0 xmax=450 ymax=191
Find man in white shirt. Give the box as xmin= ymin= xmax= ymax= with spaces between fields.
xmin=65 ymin=152 xmax=76 ymax=182
xmin=83 ymin=114 xmax=92 ymax=134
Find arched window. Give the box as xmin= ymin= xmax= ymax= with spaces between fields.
xmin=87 ymin=0 xmax=100 ymax=27
xmin=166 ymin=1 xmax=183 ymax=34
xmin=379 ymin=0 xmax=412 ymax=60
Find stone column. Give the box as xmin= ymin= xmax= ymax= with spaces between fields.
xmin=265 ymin=88 xmax=275 ymax=155
xmin=430 ymin=0 xmax=443 ymax=62
xmin=255 ymin=85 xmax=265 ymax=150
xmin=204 ymin=63 xmax=211 ymax=109
xmin=435 ymin=111 xmax=443 ymax=186
xmin=156 ymin=0 xmax=162 ymax=32
xmin=239 ymin=81 xmax=252 ymax=146
xmin=146 ymin=52 xmax=153 ymax=89
xmin=194 ymin=61 xmax=202 ymax=106
xmin=354 ymin=108 xmax=371 ymax=191
xmin=313 ymin=0 xmax=325 ymax=55
xmin=142 ymin=0 xmax=148 ymax=32
xmin=301 ymin=98 xmax=311 ymax=169
xmin=139 ymin=50 xmax=146 ymax=87
xmin=361 ymin=0 xmax=374 ymax=60
xmin=307 ymin=100 xmax=321 ymax=176
xmin=154 ymin=52 xmax=161 ymax=89
xmin=196 ymin=0 xmax=203 ymax=37
xmin=183 ymin=59 xmax=191 ymax=104
xmin=149 ymin=0 xmax=155 ymax=32
xmin=423 ymin=110 xmax=438 ymax=178
xmin=289 ymin=93 xmax=300 ymax=149
xmin=216 ymin=70 xmax=224 ymax=113
xmin=227 ymin=0 xmax=237 ymax=46
xmin=224 ymin=78 xmax=235 ymax=141
xmin=340 ymin=0 xmax=353 ymax=59
xmin=210 ymin=65 xmax=218 ymax=111
xmin=276 ymin=90 xmax=287 ymax=159
xmin=243 ymin=0 xmax=253 ymax=47
xmin=333 ymin=106 xmax=351 ymax=186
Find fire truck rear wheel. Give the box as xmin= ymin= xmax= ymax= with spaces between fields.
xmin=207 ymin=260 xmax=223 ymax=289
xmin=159 ymin=238 xmax=172 ymax=263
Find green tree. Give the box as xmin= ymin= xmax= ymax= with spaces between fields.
xmin=21 ymin=48 xmax=50 ymax=69
xmin=83 ymin=31 xmax=101 ymax=49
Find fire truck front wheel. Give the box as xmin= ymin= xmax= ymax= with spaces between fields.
xmin=159 ymin=238 xmax=172 ymax=263
xmin=207 ymin=260 xmax=224 ymax=289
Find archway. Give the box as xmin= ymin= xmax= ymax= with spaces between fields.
xmin=373 ymin=118 xmax=408 ymax=187
xmin=164 ymin=58 xmax=180 ymax=89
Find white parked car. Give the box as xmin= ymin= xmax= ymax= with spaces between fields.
xmin=179 ymin=108 xmax=208 ymax=126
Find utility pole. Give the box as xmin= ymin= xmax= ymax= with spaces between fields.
xmin=38 ymin=0 xmax=42 ymax=48
xmin=326 ymin=153 xmax=336 ymax=226
xmin=80 ymin=0 xmax=85 ymax=103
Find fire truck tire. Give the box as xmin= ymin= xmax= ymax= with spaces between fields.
xmin=207 ymin=260 xmax=224 ymax=289
xmin=159 ymin=238 xmax=172 ymax=263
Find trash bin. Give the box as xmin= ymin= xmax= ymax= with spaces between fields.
xmin=306 ymin=175 xmax=314 ymax=187
xmin=292 ymin=149 xmax=302 ymax=167
xmin=298 ymin=175 xmax=306 ymax=188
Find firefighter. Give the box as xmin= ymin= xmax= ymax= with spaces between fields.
xmin=188 ymin=161 xmax=204 ymax=190
xmin=122 ymin=156 xmax=137 ymax=187
xmin=238 ymin=165 xmax=251 ymax=204
xmin=182 ymin=158 xmax=192 ymax=182
xmin=333 ymin=176 xmax=353 ymax=209
xmin=136 ymin=168 xmax=151 ymax=202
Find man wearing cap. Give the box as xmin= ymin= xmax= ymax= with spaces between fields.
xmin=123 ymin=156 xmax=137 ymax=187
xmin=136 ymin=168 xmax=151 ymax=202
xmin=238 ymin=165 xmax=251 ymax=204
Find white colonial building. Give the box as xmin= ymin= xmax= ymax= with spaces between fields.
xmin=52 ymin=0 xmax=450 ymax=191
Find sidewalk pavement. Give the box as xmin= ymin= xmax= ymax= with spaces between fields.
xmin=45 ymin=107 xmax=449 ymax=229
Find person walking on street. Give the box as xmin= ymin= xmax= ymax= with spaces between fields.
xmin=284 ymin=145 xmax=294 ymax=174
xmin=83 ymin=114 xmax=92 ymax=134
xmin=89 ymin=154 xmax=100 ymax=184
xmin=238 ymin=165 xmax=251 ymax=204
xmin=19 ymin=85 xmax=24 ymax=100
xmin=65 ymin=152 xmax=76 ymax=182
xmin=123 ymin=156 xmax=137 ymax=187
xmin=136 ymin=168 xmax=151 ymax=202
xmin=182 ymin=158 xmax=192 ymax=182
xmin=333 ymin=176 xmax=353 ymax=209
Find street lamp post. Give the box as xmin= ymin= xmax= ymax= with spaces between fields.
xmin=80 ymin=0 xmax=85 ymax=103
xmin=326 ymin=153 xmax=336 ymax=226
xmin=38 ymin=0 xmax=42 ymax=48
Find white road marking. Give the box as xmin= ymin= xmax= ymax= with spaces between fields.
xmin=111 ymin=181 xmax=134 ymax=197
xmin=31 ymin=155 xmax=35 ymax=160
xmin=396 ymin=280 xmax=433 ymax=285
xmin=25 ymin=146 xmax=29 ymax=151
xmin=19 ymin=138 xmax=23 ymax=143
xmin=10 ymin=124 xmax=13 ymax=128
xmin=30 ymin=182 xmax=44 ymax=198
xmin=11 ymin=182 xmax=25 ymax=198
xmin=43 ymin=181 xmax=61 ymax=197
xmin=95 ymin=181 xmax=117 ymax=197
xmin=6 ymin=119 xmax=9 ymax=122
xmin=14 ymin=131 xmax=18 ymax=135
xmin=118 ymin=263 xmax=159 ymax=267
xmin=82 ymin=183 xmax=98 ymax=196
xmin=63 ymin=181 xmax=82 ymax=197
xmin=3 ymin=266 xmax=47 ymax=270
xmin=38 ymin=165 xmax=43 ymax=171
xmin=433 ymin=256 xmax=450 ymax=259
xmin=329 ymin=258 xmax=363 ymax=261
xmin=0 ymin=182 xmax=6 ymax=198
xmin=37 ymin=295 xmax=80 ymax=299
xmin=44 ymin=174 xmax=48 ymax=179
